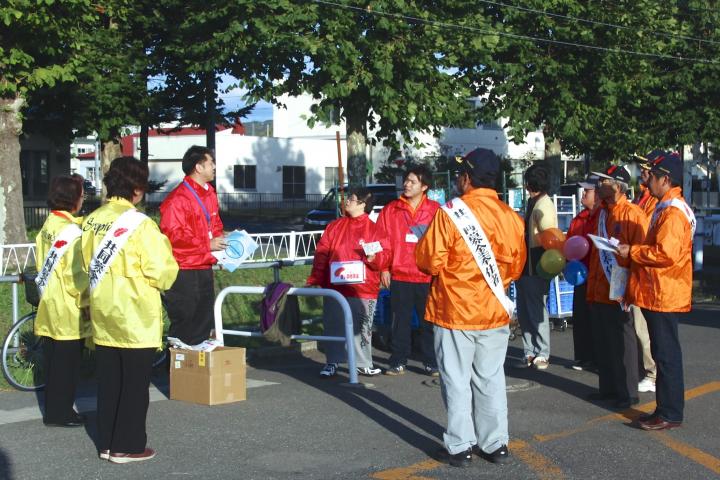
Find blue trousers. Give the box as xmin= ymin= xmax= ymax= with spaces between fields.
xmin=434 ymin=324 xmax=510 ymax=455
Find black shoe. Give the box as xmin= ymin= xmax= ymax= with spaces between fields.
xmin=473 ymin=444 xmax=511 ymax=464
xmin=614 ymin=397 xmax=639 ymax=410
xmin=44 ymin=413 xmax=85 ymax=428
xmin=436 ymin=447 xmax=472 ymax=468
xmin=637 ymin=411 xmax=658 ymax=422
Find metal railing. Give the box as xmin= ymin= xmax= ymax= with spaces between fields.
xmin=214 ymin=286 xmax=359 ymax=384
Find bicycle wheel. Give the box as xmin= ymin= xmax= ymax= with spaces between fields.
xmin=2 ymin=312 xmax=46 ymax=391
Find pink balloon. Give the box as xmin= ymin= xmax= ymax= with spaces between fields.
xmin=563 ymin=235 xmax=590 ymax=261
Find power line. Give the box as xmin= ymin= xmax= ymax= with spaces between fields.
xmin=475 ymin=0 xmax=720 ymax=46
xmin=309 ymin=0 xmax=719 ymax=64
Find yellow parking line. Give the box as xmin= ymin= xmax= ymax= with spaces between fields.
xmin=535 ymin=381 xmax=720 ymax=442
xmin=651 ymin=431 xmax=720 ymax=475
xmin=509 ymin=439 xmax=565 ymax=480
xmin=370 ymin=459 xmax=441 ymax=480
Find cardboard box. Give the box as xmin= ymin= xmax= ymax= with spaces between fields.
xmin=170 ymin=347 xmax=246 ymax=405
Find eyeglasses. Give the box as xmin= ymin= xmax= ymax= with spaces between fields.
xmin=345 ymin=197 xmax=364 ymax=204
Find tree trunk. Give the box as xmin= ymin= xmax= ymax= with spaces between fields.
xmin=0 ymin=96 xmax=29 ymax=249
xmin=140 ymin=123 xmax=149 ymax=165
xmin=100 ymin=136 xmax=123 ymax=199
xmin=543 ymin=126 xmax=562 ymax=194
xmin=205 ymin=74 xmax=216 ymax=151
xmin=345 ymin=108 xmax=368 ymax=188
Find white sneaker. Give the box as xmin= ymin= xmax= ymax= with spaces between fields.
xmin=638 ymin=377 xmax=656 ymax=393
xmin=357 ymin=366 xmax=381 ymax=376
xmin=319 ymin=363 xmax=338 ymax=378
xmin=532 ymin=357 xmax=549 ymax=370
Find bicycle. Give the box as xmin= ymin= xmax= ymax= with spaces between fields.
xmin=2 ymin=273 xmax=168 ymax=392
xmin=2 ymin=272 xmax=44 ymax=391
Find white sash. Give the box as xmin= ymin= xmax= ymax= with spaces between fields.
xmin=35 ymin=223 xmax=82 ymax=297
xmin=597 ymin=209 xmax=617 ymax=284
xmin=442 ymin=198 xmax=514 ymax=317
xmin=650 ymin=198 xmax=696 ymax=236
xmin=88 ymin=209 xmax=148 ymax=292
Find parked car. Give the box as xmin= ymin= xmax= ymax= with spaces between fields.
xmin=83 ymin=180 xmax=97 ymax=196
xmin=303 ymin=184 xmax=399 ymax=230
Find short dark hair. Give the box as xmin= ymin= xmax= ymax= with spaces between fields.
xmin=347 ymin=187 xmax=374 ymax=214
xmin=524 ymin=163 xmax=551 ymax=193
xmin=467 ymin=171 xmax=497 ymax=190
xmin=104 ymin=156 xmax=149 ymax=201
xmin=47 ymin=174 xmax=84 ymax=211
xmin=403 ymin=165 xmax=432 ymax=188
xmin=182 ymin=146 xmax=214 ymax=175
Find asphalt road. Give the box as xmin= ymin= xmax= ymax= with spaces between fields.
xmin=1 ymin=303 xmax=719 ymax=479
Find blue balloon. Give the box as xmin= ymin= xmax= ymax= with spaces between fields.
xmin=563 ymin=260 xmax=588 ymax=286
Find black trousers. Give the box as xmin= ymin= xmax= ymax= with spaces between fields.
xmin=571 ymin=283 xmax=594 ymax=363
xmin=164 ymin=268 xmax=215 ymax=345
xmin=96 ymin=346 xmax=156 ymax=454
xmin=42 ymin=338 xmax=83 ymax=423
xmin=590 ymin=303 xmax=639 ymax=401
xmin=388 ymin=280 xmax=435 ymax=368
xmin=643 ymin=309 xmax=685 ymax=422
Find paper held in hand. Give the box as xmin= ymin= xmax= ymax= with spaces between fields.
xmin=588 ymin=234 xmax=620 ymax=253
xmin=211 ymin=229 xmax=259 ymax=272
xmin=361 ymin=241 xmax=383 ymax=256
xmin=609 ymin=265 xmax=629 ymax=302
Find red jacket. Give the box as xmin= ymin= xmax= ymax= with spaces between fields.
xmin=566 ymin=207 xmax=599 ymax=268
xmin=375 ymin=195 xmax=440 ymax=283
xmin=307 ymin=214 xmax=386 ymax=299
xmin=160 ymin=176 xmax=224 ymax=270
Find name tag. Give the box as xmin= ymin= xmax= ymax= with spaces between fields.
xmin=330 ymin=261 xmax=365 ymax=284
xmin=405 ymin=233 xmax=419 ymax=243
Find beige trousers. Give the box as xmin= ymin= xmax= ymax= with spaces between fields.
xmin=632 ymin=305 xmax=656 ymax=380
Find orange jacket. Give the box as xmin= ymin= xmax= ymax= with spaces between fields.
xmin=415 ymin=188 xmax=526 ymax=330
xmin=627 ymin=187 xmax=693 ymax=312
xmin=586 ymin=196 xmax=648 ymax=304
xmin=634 ymin=185 xmax=658 ymax=218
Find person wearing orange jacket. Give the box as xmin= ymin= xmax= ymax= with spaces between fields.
xmin=586 ymin=164 xmax=648 ymax=410
xmin=631 ymin=151 xmax=662 ymax=395
xmin=416 ymin=149 xmax=526 ymax=468
xmin=618 ymin=152 xmax=695 ymax=431
xmin=375 ymin=165 xmax=440 ymax=376
xmin=307 ymin=187 xmax=387 ymax=378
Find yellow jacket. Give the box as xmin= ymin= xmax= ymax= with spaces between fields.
xmin=415 ymin=188 xmax=526 ymax=330
xmin=34 ymin=212 xmax=90 ymax=340
xmin=81 ymin=198 xmax=179 ymax=349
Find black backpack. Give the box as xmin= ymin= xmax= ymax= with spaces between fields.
xmin=260 ymin=282 xmax=301 ymax=347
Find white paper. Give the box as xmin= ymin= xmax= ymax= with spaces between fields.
xmin=609 ymin=265 xmax=628 ymax=301
xmin=588 ymin=234 xmax=620 ymax=253
xmin=212 ymin=229 xmax=259 ymax=272
xmin=167 ymin=336 xmax=223 ymax=352
xmin=361 ymin=241 xmax=383 ymax=256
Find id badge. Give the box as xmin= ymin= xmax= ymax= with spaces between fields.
xmin=405 ymin=233 xmax=419 ymax=243
xmin=208 ymin=231 xmax=213 ymax=239
xmin=330 ymin=261 xmax=365 ymax=284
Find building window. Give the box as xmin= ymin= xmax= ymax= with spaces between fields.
xmin=324 ymin=167 xmax=339 ymax=191
xmin=233 ymin=165 xmax=257 ymax=189
xmin=282 ymin=166 xmax=305 ymax=199
xmin=481 ymin=119 xmax=503 ymax=130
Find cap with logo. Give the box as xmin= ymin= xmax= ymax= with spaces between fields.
xmin=455 ymin=148 xmax=500 ymax=180
xmin=649 ymin=151 xmax=683 ymax=185
xmin=591 ymin=164 xmax=631 ymax=185
xmin=633 ymin=149 xmax=666 ymax=171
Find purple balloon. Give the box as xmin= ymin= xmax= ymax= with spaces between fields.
xmin=563 ymin=235 xmax=590 ymax=261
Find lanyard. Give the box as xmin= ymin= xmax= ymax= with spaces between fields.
xmin=183 ymin=181 xmax=211 ymax=227
xmin=51 ymin=210 xmax=72 ymax=221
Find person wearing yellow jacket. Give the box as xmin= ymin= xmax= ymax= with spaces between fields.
xmin=35 ymin=174 xmax=89 ymax=427
xmin=416 ymin=149 xmax=526 ymax=468
xmin=618 ymin=152 xmax=694 ymax=431
xmin=81 ymin=157 xmax=178 ymax=463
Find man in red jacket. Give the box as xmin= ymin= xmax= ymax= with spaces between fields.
xmin=375 ymin=165 xmax=440 ymax=376
xmin=160 ymin=146 xmax=226 ymax=345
